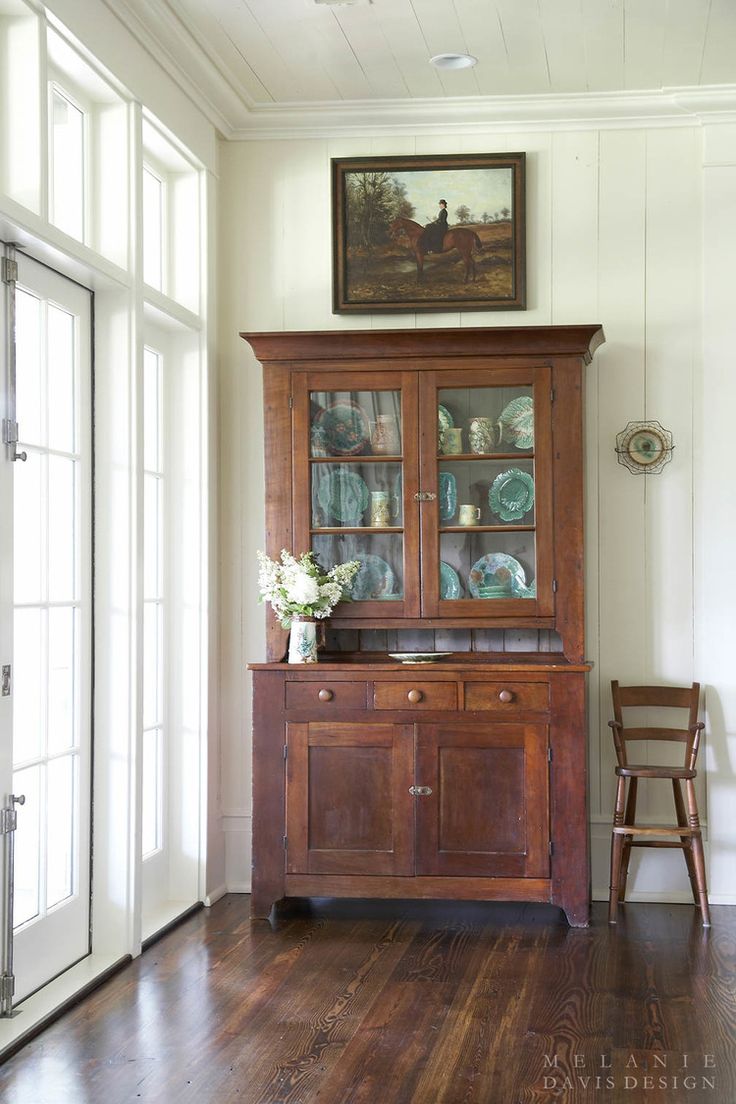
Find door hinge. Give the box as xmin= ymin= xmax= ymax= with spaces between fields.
xmin=549 ymin=840 xmax=554 ymax=856
xmin=2 ymin=420 xmax=27 ymax=462
xmin=0 ymin=809 xmax=17 ymax=835
xmin=283 ymin=835 xmax=288 ymax=850
xmin=288 ymin=395 xmax=293 ymax=410
xmin=550 ymin=387 xmax=555 ymax=403
xmin=283 ymin=744 xmax=288 ymax=760
xmin=0 ymin=975 xmax=14 ymax=1005
xmin=1 ymin=257 xmax=17 ymax=285
xmin=552 ymin=579 xmax=558 ymax=593
xmin=1 ymin=665 xmax=9 ymax=697
xmin=547 ymin=746 xmax=553 ymax=763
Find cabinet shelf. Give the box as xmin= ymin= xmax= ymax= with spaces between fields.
xmin=439 ymin=525 xmax=535 ymax=534
xmin=311 ymin=527 xmax=403 ymax=534
xmin=437 ymin=452 xmax=534 ymax=462
xmin=310 ymin=455 xmax=403 ymax=464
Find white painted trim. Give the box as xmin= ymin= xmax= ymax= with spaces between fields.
xmin=227 ymin=87 xmax=736 ymax=141
xmin=204 ymin=885 xmax=228 ymax=907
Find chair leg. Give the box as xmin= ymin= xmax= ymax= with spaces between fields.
xmin=609 ymin=776 xmax=627 ymax=924
xmin=685 ymin=779 xmax=711 ymax=928
xmin=619 ymin=777 xmax=638 ymax=902
xmin=673 ymin=779 xmax=699 ymax=906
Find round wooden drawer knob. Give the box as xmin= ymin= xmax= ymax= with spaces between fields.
xmin=407 ymin=689 xmax=424 ymax=704
xmin=498 ymin=689 xmax=514 ymax=703
xmin=318 ymin=688 xmax=334 ymax=702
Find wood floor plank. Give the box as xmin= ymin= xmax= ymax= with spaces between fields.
xmin=0 ymin=897 xmax=734 ymax=1104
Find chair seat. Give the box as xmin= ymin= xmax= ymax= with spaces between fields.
xmin=615 ymin=764 xmax=696 ymax=779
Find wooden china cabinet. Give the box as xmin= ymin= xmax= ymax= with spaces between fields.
xmin=243 ymin=325 xmax=604 ymax=927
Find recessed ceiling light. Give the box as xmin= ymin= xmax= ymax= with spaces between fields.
xmin=430 ymin=53 xmax=477 ymax=70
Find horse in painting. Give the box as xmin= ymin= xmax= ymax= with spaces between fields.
xmin=390 ymin=217 xmax=483 ymax=283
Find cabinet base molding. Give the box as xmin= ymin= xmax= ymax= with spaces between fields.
xmin=284 ymin=874 xmax=550 ymax=902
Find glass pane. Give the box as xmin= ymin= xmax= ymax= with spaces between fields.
xmin=438 ymin=460 xmax=535 ymax=528
xmin=13 ymin=764 xmax=41 ymax=928
xmin=48 ymin=454 xmax=76 ymax=602
xmin=312 ymin=462 xmax=403 ymax=529
xmin=144 ymin=474 xmax=162 ymax=600
xmin=47 ymin=303 xmax=76 ymax=454
xmin=13 ymin=449 xmax=43 ymax=605
xmin=312 ymin=532 xmax=404 ymax=602
xmin=440 ymin=531 xmax=537 ymax=600
xmin=46 ymin=755 xmax=76 ymax=909
xmin=48 ymin=606 xmax=77 ymax=755
xmin=143 ymin=167 xmax=164 ymax=290
xmin=142 ymin=727 xmax=161 ymax=857
xmin=438 ymin=385 xmax=533 ymax=456
xmin=15 ymin=288 xmax=43 ymax=447
xmin=143 ymin=601 xmax=163 ymax=729
xmin=143 ymin=347 xmax=162 ymax=472
xmin=310 ymin=389 xmax=402 ymax=458
xmin=50 ymin=88 xmax=85 ymax=241
xmin=13 ymin=608 xmax=43 ymax=765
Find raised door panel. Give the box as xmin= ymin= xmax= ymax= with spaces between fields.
xmin=286 ymin=721 xmax=414 ymax=876
xmin=414 ymin=723 xmax=550 ymax=878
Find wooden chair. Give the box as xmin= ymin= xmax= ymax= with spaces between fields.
xmin=608 ymin=681 xmax=710 ymax=927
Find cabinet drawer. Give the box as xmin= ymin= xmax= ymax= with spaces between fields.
xmin=373 ymin=682 xmax=458 ymax=711
xmin=285 ymin=681 xmax=367 ymax=710
xmin=464 ymin=681 xmax=549 ymax=713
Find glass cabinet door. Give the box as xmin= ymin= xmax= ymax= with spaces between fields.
xmin=419 ymin=368 xmax=554 ymax=618
xmin=292 ymin=371 xmax=419 ymax=619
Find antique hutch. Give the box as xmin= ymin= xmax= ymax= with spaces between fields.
xmin=244 ymin=325 xmax=604 ymax=926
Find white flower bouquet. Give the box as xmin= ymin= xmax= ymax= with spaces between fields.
xmin=256 ymin=549 xmax=361 ymax=630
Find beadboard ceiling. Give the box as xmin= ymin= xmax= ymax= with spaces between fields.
xmin=115 ymin=0 xmax=736 ymax=136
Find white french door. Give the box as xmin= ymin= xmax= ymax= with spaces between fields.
xmin=1 ymin=251 xmax=92 ymax=1004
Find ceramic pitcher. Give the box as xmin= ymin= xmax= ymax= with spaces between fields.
xmin=288 ymin=617 xmax=318 ymax=663
xmin=370 ymin=490 xmax=391 ymax=527
xmin=469 ymin=417 xmax=495 ymax=454
xmin=370 ymin=414 xmax=400 ymax=455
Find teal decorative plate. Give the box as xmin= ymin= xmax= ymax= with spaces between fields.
xmin=468 ymin=553 xmax=527 ymax=598
xmin=389 ymin=652 xmax=452 ymax=664
xmin=497 ymin=396 xmax=534 ymax=450
xmin=351 ymin=553 xmax=397 ymax=600
xmin=316 ymin=469 xmax=369 ymax=525
xmin=438 ymin=403 xmax=454 ymax=448
xmin=439 ymin=471 xmax=457 ymax=522
xmin=314 ymin=400 xmax=370 ymax=455
xmin=511 ymin=577 xmax=536 ymax=599
xmin=489 ymin=468 xmax=535 ymax=521
xmin=440 ymin=561 xmax=463 ymax=599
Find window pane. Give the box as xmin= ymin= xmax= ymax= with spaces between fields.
xmin=46 ymin=755 xmax=76 ymax=909
xmin=50 ymin=88 xmax=85 ymax=241
xmin=13 ymin=764 xmax=41 ymax=928
xmin=144 ymin=473 xmax=162 ymax=600
xmin=142 ymin=167 xmax=163 ymax=290
xmin=48 ymin=606 xmax=77 ymax=755
xmin=143 ymin=347 xmax=161 ymax=472
xmin=143 ymin=601 xmax=163 ymax=729
xmin=48 ymin=454 xmax=77 ymax=602
xmin=142 ymin=727 xmax=161 ymax=857
xmin=13 ymin=608 xmax=43 ymax=765
xmin=13 ymin=448 xmax=43 ymax=605
xmin=15 ymin=288 xmax=42 ymax=447
xmin=47 ymin=303 xmax=76 ymax=454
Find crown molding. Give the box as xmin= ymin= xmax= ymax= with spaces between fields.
xmin=95 ymin=0 xmax=736 ymax=141
xmin=228 ymin=87 xmax=736 ymax=141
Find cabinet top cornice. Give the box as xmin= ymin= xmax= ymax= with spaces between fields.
xmin=241 ymin=324 xmax=605 ymax=365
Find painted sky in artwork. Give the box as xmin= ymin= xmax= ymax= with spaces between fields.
xmin=391 ymin=168 xmax=513 ymax=223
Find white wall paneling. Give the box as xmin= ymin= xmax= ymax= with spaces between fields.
xmin=219 ymin=119 xmax=735 ymax=905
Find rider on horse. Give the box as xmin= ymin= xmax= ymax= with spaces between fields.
xmin=421 ymin=200 xmax=448 ymax=253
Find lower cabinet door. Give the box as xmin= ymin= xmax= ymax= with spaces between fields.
xmin=286 ymin=721 xmax=415 ymax=876
xmin=415 ymin=723 xmax=550 ymax=878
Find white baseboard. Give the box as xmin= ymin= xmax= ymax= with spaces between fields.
xmin=204 ymin=884 xmax=228 ymax=907
xmin=224 ymin=813 xmax=252 ymax=893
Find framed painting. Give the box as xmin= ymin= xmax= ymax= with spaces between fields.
xmin=331 ymin=152 xmax=526 ymax=314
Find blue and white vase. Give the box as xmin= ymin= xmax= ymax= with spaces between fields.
xmin=288 ymin=617 xmax=318 ymax=664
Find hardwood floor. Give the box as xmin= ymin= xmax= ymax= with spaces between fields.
xmin=1 ymin=896 xmax=734 ymax=1103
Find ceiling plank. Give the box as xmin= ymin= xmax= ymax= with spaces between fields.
xmin=168 ymin=0 xmax=273 ymax=104
xmin=700 ymin=0 xmax=736 ymax=84
xmin=495 ymin=0 xmax=553 ymax=94
xmin=539 ymin=0 xmax=588 ymax=93
xmin=452 ymin=0 xmax=513 ymax=96
xmin=623 ymin=0 xmax=668 ymax=90
xmin=661 ymin=0 xmax=711 ymax=88
xmin=581 ymin=0 xmax=624 ymax=93
xmin=241 ymin=0 xmax=345 ymax=101
xmin=403 ymin=0 xmax=481 ymax=96
xmin=336 ymin=0 xmax=440 ymax=100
